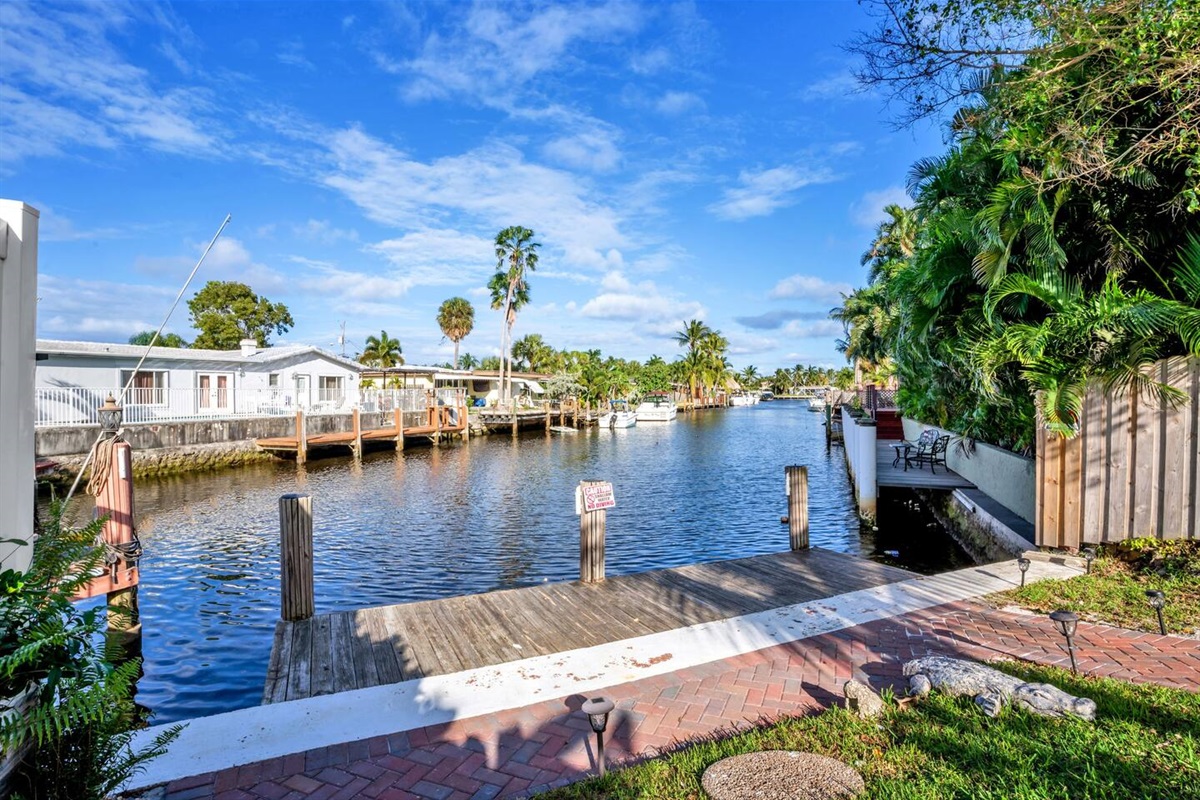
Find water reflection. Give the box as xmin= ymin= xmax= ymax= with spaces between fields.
xmin=78 ymin=401 xmax=969 ymax=723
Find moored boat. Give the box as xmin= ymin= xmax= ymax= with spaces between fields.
xmin=807 ymin=396 xmax=828 ymax=412
xmin=599 ymin=400 xmax=637 ymax=428
xmin=729 ymin=392 xmax=759 ymax=407
xmin=635 ymin=392 xmax=678 ymax=421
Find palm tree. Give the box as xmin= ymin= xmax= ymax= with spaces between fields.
xmin=490 ymin=226 xmax=540 ymax=404
xmin=511 ymin=333 xmax=555 ymax=372
xmin=673 ymin=319 xmax=711 ymax=399
xmin=436 ymin=297 xmax=475 ymax=370
xmin=739 ymin=365 xmax=760 ymax=391
xmin=457 ymin=352 xmax=479 ymax=370
xmin=359 ymin=330 xmax=402 ymax=368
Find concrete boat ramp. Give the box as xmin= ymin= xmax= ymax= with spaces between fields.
xmin=128 ymin=551 xmax=1082 ymax=791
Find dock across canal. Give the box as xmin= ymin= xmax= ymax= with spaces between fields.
xmin=263 ymin=548 xmax=913 ymax=704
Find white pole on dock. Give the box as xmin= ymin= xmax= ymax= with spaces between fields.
xmin=785 ymin=465 xmax=809 ymax=550
xmin=856 ymin=418 xmax=878 ymax=522
xmin=279 ymin=494 xmax=314 ymax=621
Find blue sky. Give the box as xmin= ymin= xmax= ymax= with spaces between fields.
xmin=3 ymin=0 xmax=942 ymax=371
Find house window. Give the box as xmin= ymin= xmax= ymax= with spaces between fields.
xmin=268 ymin=373 xmax=280 ymax=387
xmin=318 ymin=376 xmax=344 ymax=403
xmin=120 ymin=370 xmax=168 ymax=405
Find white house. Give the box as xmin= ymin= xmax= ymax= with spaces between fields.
xmin=36 ymin=338 xmax=365 ymax=426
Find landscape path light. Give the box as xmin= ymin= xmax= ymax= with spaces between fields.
xmin=1146 ymin=590 xmax=1167 ymax=636
xmin=1049 ymin=609 xmax=1080 ymax=675
xmin=1081 ymin=547 xmax=1097 ymax=575
xmin=98 ymin=394 xmax=123 ymax=434
xmin=1017 ymin=557 xmax=1031 ymax=588
xmin=582 ymin=696 xmax=615 ymax=777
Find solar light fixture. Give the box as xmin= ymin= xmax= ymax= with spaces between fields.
xmin=1081 ymin=547 xmax=1097 ymax=574
xmin=582 ymin=696 xmax=615 ymax=777
xmin=1017 ymin=557 xmax=1031 ymax=588
xmin=1145 ymin=590 xmax=1167 ymax=635
xmin=98 ymin=394 xmax=123 ymax=434
xmin=1049 ymin=609 xmax=1080 ymax=675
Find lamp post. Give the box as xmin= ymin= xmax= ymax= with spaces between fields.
xmin=98 ymin=394 xmax=123 ymax=434
xmin=1145 ymin=590 xmax=1167 ymax=636
xmin=1081 ymin=547 xmax=1097 ymax=575
xmin=1017 ymin=557 xmax=1031 ymax=588
xmin=1049 ymin=610 xmax=1080 ymax=675
xmin=582 ymin=696 xmax=615 ymax=777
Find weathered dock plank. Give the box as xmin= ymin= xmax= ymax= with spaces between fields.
xmin=264 ymin=548 xmax=913 ymax=704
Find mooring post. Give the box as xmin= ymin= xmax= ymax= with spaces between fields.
xmin=352 ymin=407 xmax=362 ymax=458
xmin=578 ymin=480 xmax=608 ymax=583
xmin=279 ymin=493 xmax=314 ymax=621
xmin=573 ymin=400 xmax=580 ymax=429
xmin=103 ymin=441 xmax=141 ymax=649
xmin=394 ymin=407 xmax=405 ymax=451
xmin=295 ymin=409 xmax=307 ymax=465
xmin=560 ymin=402 xmax=565 ymax=426
xmin=785 ymin=465 xmax=809 ymax=550
xmin=511 ymin=402 xmax=519 ymax=437
xmin=461 ymin=398 xmax=470 ymax=441
xmin=824 ymin=402 xmax=833 ymax=446
xmin=545 ymin=400 xmax=551 ymax=431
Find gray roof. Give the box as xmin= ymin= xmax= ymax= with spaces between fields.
xmin=36 ymin=339 xmax=364 ymax=371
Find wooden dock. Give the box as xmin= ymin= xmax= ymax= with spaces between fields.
xmin=256 ymin=404 xmax=467 ymax=463
xmin=263 ymin=548 xmax=913 ymax=704
xmin=875 ymin=441 xmax=974 ymax=490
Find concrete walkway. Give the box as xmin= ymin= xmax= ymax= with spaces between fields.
xmin=133 ymin=559 xmax=1200 ymax=800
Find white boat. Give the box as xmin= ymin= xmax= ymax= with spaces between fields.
xmin=807 ymin=397 xmax=828 ymax=412
xmin=598 ymin=400 xmax=637 ymax=428
xmin=635 ymin=392 xmax=678 ymax=421
xmin=729 ymin=392 xmax=759 ymax=407
xmin=760 ymin=391 xmax=775 ymax=401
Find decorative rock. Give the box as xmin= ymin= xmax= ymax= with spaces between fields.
xmin=843 ymin=679 xmax=885 ymax=718
xmin=902 ymin=656 xmax=1096 ymax=721
xmin=702 ymin=751 xmax=864 ymax=800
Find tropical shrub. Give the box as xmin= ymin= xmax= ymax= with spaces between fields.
xmin=0 ymin=502 xmax=179 ymax=799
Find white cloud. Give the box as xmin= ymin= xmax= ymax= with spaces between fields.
xmin=291 ymin=219 xmax=359 ymax=244
xmin=36 ymin=274 xmax=179 ymax=342
xmin=781 ymin=319 xmax=844 ymax=338
xmin=579 ymin=276 xmax=705 ymax=334
xmin=655 ymin=90 xmax=705 ymax=116
xmin=36 ymin=205 xmax=125 ymax=242
xmin=277 ymin=39 xmax=315 ymax=70
xmin=709 ymin=164 xmax=838 ymax=221
xmin=542 ymin=128 xmax=621 ymax=172
xmin=851 ymin=186 xmax=912 ymax=228
xmin=768 ymin=274 xmax=853 ymax=301
xmin=398 ymin=1 xmax=643 ymax=102
xmin=1 ymin=3 xmax=217 ymax=165
xmin=319 ymin=127 xmax=627 ymax=270
xmin=801 ymin=71 xmax=864 ymax=101
xmin=630 ymin=46 xmax=671 ymax=75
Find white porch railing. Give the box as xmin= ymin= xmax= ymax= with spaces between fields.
xmin=37 ymin=386 xmax=333 ymax=427
xmin=35 ymin=386 xmax=467 ymax=428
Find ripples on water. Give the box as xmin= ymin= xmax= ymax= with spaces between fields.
xmin=97 ymin=401 xmax=970 ymax=722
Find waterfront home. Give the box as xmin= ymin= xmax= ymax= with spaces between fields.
xmin=353 ymin=366 xmax=550 ymax=408
xmin=35 ymin=338 xmax=365 ymax=426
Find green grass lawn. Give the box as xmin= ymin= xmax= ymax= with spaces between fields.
xmin=544 ymin=663 xmax=1199 ymax=799
xmin=991 ymin=542 xmax=1200 ymax=636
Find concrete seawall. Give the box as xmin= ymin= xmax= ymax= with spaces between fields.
xmin=37 ymin=412 xmax=405 ymax=479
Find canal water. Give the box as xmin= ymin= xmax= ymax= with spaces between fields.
xmin=106 ymin=400 xmax=971 ymax=723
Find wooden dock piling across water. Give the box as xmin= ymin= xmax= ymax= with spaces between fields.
xmin=262 ymin=548 xmax=913 ymax=704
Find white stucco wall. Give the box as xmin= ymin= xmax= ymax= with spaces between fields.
xmin=1 ymin=201 xmax=38 ymax=572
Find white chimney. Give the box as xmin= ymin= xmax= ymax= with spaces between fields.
xmin=240 ymin=338 xmax=259 ymax=356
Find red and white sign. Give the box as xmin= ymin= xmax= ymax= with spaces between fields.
xmin=577 ymin=481 xmax=616 ymax=514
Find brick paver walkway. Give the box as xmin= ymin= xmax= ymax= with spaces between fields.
xmin=155 ymin=601 xmax=1199 ymax=800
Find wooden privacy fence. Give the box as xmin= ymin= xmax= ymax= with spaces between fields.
xmin=1037 ymin=357 xmax=1199 ymax=548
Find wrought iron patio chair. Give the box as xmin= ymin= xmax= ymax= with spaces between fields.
xmin=912 ymin=433 xmax=951 ymax=474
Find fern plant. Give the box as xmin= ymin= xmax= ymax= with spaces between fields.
xmin=0 ymin=500 xmax=181 ymax=799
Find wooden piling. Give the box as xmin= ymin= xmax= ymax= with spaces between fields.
xmin=102 ymin=441 xmax=141 ymax=646
xmin=295 ymin=409 xmax=307 ymax=465
xmin=352 ymin=407 xmax=362 ymax=457
xmin=560 ymin=403 xmax=565 ymax=426
xmin=545 ymin=400 xmax=552 ymax=431
xmin=573 ymin=400 xmax=580 ymax=429
xmin=786 ymin=465 xmax=809 ymax=550
xmin=394 ymin=407 xmax=405 ymax=451
xmin=279 ymin=493 xmax=314 ymax=621
xmin=461 ymin=400 xmax=470 ymax=441
xmin=579 ymin=480 xmax=607 ymax=583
